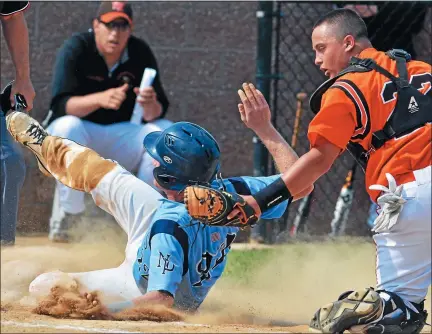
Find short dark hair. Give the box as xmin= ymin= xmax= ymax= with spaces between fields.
xmin=313 ymin=8 xmax=369 ymax=40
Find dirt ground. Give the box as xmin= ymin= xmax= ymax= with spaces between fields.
xmin=1 ymin=235 xmax=430 ymax=333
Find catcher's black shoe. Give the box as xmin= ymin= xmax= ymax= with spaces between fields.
xmin=309 ymin=288 xmax=429 ymax=334
xmin=6 ymin=111 xmax=51 ymax=177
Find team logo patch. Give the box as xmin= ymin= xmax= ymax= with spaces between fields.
xmin=408 ymin=96 xmax=419 ymax=113
xmin=211 ymin=232 xmax=221 ymax=242
xmin=112 ymin=2 xmax=125 ymax=11
xmin=163 ymin=156 xmax=172 ymax=164
xmin=157 ymin=252 xmax=175 ymax=274
xmin=117 ymin=72 xmax=136 ymax=85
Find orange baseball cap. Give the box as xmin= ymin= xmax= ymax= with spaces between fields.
xmin=97 ymin=1 xmax=133 ymax=25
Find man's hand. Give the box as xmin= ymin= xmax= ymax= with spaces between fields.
xmin=238 ymin=82 xmax=272 ymax=133
xmin=99 ymin=83 xmax=129 ymax=110
xmin=133 ymin=86 xmax=162 ymax=122
xmin=226 ymin=195 xmax=262 ymax=222
xmin=11 ymin=76 xmax=35 ymax=112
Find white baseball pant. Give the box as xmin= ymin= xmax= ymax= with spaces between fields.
xmin=28 ymin=136 xmax=164 ymax=303
xmin=373 ymin=165 xmax=431 ymax=305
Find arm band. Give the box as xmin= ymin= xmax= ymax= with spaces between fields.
xmin=253 ymin=176 xmax=293 ymax=213
xmin=106 ymin=300 xmax=134 ymax=313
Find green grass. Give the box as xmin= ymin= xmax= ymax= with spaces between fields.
xmin=223 ymin=248 xmax=279 ymax=284
xmin=223 ymin=239 xmax=375 ymax=285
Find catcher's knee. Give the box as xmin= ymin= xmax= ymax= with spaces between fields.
xmin=29 ymin=270 xmax=76 ymax=297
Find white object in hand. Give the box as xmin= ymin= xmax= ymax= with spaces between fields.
xmin=130 ymin=68 xmax=157 ymax=124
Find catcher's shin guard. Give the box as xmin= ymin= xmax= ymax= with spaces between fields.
xmin=6 ymin=111 xmax=116 ymax=192
xmin=309 ymin=288 xmax=428 ymax=334
xmin=6 ymin=111 xmax=51 ymax=177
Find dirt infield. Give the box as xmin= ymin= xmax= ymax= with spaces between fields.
xmin=1 ymin=236 xmax=430 ymax=333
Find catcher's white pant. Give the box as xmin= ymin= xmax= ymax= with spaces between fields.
xmin=28 ymin=136 xmax=164 ymax=303
xmin=372 ymin=165 xmax=431 ymax=304
xmin=46 ymin=115 xmax=171 ymax=215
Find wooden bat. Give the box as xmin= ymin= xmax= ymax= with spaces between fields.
xmin=289 ymin=92 xmax=312 ymax=237
xmin=291 ymin=92 xmax=307 ymax=148
xmin=329 ymin=162 xmax=357 ymax=237
xmin=280 ymin=92 xmax=307 ymax=234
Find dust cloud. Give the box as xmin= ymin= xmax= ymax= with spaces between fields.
xmin=192 ymin=239 xmax=378 ymax=326
xmin=1 ymin=221 xmax=125 ymax=306
xmin=2 ymin=232 xmax=430 ymax=327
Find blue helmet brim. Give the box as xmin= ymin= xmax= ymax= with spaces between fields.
xmin=143 ymin=131 xmax=162 ymax=162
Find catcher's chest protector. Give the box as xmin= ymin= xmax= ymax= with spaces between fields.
xmin=310 ymin=49 xmax=432 ymax=172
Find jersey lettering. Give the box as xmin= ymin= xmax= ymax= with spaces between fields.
xmin=157 ymin=252 xmax=175 ymax=274
xmin=137 ymin=256 xmax=149 ymax=280
xmin=192 ymin=234 xmax=236 ymax=287
xmin=381 ymin=73 xmax=432 ymax=103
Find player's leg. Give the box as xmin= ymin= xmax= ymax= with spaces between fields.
xmin=0 ymin=112 xmax=26 ymax=245
xmin=46 ymin=115 xmax=92 ymax=242
xmin=6 ymin=111 xmax=163 ymax=242
xmin=309 ymin=167 xmax=431 ymax=334
xmin=29 ymin=259 xmax=142 ymax=304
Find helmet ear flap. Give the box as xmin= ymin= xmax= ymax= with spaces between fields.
xmin=153 ymin=165 xmax=185 ymax=191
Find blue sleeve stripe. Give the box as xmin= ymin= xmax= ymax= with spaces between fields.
xmin=149 ymin=220 xmax=189 ymax=276
xmin=227 ymin=177 xmax=251 ymax=195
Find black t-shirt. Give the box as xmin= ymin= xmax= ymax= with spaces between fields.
xmin=45 ymin=31 xmax=169 ymax=126
xmin=0 ymin=1 xmax=28 ymax=15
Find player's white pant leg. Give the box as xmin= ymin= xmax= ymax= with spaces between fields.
xmin=30 ymin=137 xmax=164 ymax=302
xmin=373 ymin=165 xmax=431 ymax=304
xmin=89 ymin=165 xmax=164 ymax=257
xmin=29 ymin=261 xmax=142 ymax=304
xmin=30 ymin=167 xmax=163 ymax=303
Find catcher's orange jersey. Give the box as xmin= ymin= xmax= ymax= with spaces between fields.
xmin=308 ymin=48 xmax=432 ymax=201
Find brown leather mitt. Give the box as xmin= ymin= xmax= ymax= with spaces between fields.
xmin=184 ymin=185 xmax=258 ymax=228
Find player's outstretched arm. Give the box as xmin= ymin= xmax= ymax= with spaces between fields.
xmin=238 ymin=83 xmax=299 ymax=173
xmin=230 ymin=138 xmax=341 ymax=220
xmin=237 ymin=83 xmax=313 ymax=199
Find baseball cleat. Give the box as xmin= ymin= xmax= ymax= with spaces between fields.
xmin=309 ymin=288 xmax=383 ymax=333
xmin=6 ymin=111 xmax=51 ymax=177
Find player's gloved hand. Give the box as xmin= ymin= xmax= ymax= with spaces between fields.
xmin=369 ymin=173 xmax=406 ymax=233
xmin=184 ymin=185 xmax=259 ymax=228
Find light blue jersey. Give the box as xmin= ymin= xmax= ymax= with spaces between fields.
xmin=132 ymin=175 xmax=287 ymax=312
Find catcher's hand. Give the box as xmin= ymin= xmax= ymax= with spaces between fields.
xmin=184 ymin=185 xmax=258 ymax=228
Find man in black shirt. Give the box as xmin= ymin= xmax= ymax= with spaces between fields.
xmin=1 ymin=1 xmax=36 ymax=245
xmin=43 ymin=1 xmax=171 ymax=243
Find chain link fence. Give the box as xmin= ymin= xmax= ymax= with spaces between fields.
xmin=256 ymin=1 xmax=431 ymax=241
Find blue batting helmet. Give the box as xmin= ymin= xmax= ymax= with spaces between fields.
xmin=143 ymin=122 xmax=221 ymax=191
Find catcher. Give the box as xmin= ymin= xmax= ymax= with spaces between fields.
xmin=6 ymin=93 xmax=294 ymax=314
xmin=184 ymin=8 xmax=431 ymax=334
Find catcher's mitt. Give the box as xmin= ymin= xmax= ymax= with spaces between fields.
xmin=184 ymin=185 xmax=258 ymax=228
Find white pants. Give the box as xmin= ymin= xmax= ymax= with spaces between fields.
xmin=30 ymin=164 xmax=164 ymax=303
xmin=47 ymin=115 xmax=172 ymax=215
xmin=374 ymin=166 xmax=431 ymax=304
